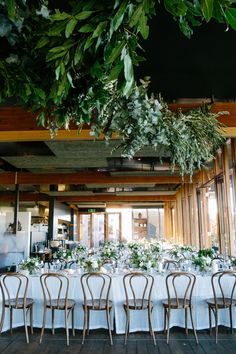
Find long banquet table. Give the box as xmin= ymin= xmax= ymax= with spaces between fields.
xmin=0 ymin=271 xmax=235 ymax=334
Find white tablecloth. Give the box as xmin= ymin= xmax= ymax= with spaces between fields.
xmin=0 ymin=272 xmax=235 ymax=333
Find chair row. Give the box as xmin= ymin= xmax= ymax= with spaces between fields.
xmin=0 ymin=270 xmax=235 ymax=346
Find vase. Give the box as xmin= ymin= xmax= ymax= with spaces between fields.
xmin=20 ymin=269 xmax=30 ymax=277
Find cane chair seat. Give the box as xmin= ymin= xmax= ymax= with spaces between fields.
xmin=0 ymin=273 xmax=34 ymax=344
xmin=5 ymin=298 xmax=34 ymax=308
xmin=45 ymin=299 xmax=75 ymax=309
xmin=83 ymin=299 xmax=112 ymax=310
xmin=124 ymin=298 xmax=152 ymax=310
xmin=162 ymin=298 xmax=190 ymax=309
xmin=206 ymin=297 xmax=236 ymax=308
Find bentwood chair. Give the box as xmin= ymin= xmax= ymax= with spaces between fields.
xmin=162 ymin=272 xmax=198 ymax=344
xmin=206 ymin=270 xmax=236 ymax=343
xmin=0 ymin=273 xmax=34 ymax=343
xmin=40 ymin=273 xmax=75 ymax=346
xmin=80 ymin=272 xmax=113 ymax=345
xmin=163 ymin=260 xmax=179 ymax=271
xmin=123 ymin=272 xmax=156 ymax=345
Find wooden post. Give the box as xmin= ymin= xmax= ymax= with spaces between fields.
xmin=13 ymin=183 xmax=19 ymax=235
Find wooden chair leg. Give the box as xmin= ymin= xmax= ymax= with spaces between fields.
xmin=208 ymin=306 xmax=212 ymax=335
xmin=0 ymin=305 xmax=5 ymax=335
xmin=215 ymin=309 xmax=218 ymax=344
xmin=148 ymin=307 xmax=156 ymax=346
xmin=30 ymin=305 xmax=34 ymax=335
xmin=52 ymin=308 xmax=55 ymax=335
xmin=23 ymin=307 xmax=29 ymax=344
xmin=65 ymin=309 xmax=69 ymax=347
xmin=10 ymin=307 xmax=13 ymax=335
xmin=189 ymin=306 xmax=198 ymax=344
xmin=163 ymin=307 xmax=167 ymax=334
xmin=185 ymin=307 xmax=188 ymax=335
xmin=87 ymin=308 xmax=90 ymax=335
xmin=167 ymin=308 xmax=171 ymax=344
xmin=106 ymin=308 xmax=113 ymax=345
xmin=40 ymin=306 xmax=47 ymax=344
xmin=124 ymin=308 xmax=130 ymax=345
xmin=72 ymin=306 xmax=75 ymax=336
xmin=229 ymin=306 xmax=233 ymax=334
xmin=82 ymin=308 xmax=87 ymax=344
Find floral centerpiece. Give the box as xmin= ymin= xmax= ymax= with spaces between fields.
xmin=84 ymin=256 xmax=103 ymax=272
xmin=99 ymin=241 xmax=118 ymax=263
xmin=130 ymin=246 xmax=157 ymax=271
xmin=19 ymin=257 xmax=41 ymax=275
xmin=192 ymin=254 xmax=212 ymax=272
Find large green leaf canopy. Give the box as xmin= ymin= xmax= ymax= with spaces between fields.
xmin=0 ymin=0 xmax=235 ymax=176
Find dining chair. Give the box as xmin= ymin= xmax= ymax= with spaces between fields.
xmin=40 ymin=272 xmax=75 ymax=346
xmin=0 ymin=273 xmax=34 ymax=343
xmin=163 ymin=260 xmax=179 ymax=271
xmin=206 ymin=270 xmax=236 ymax=343
xmin=80 ymin=272 xmax=113 ymax=345
xmin=123 ymin=272 xmax=156 ymax=345
xmin=162 ymin=271 xmax=198 ymax=344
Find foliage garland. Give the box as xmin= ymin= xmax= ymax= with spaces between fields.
xmin=0 ymin=0 xmax=235 ymax=176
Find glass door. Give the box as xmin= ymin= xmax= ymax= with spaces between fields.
xmin=106 ymin=213 xmax=121 ymax=242
xmin=79 ymin=214 xmax=92 ymax=248
xmin=92 ymin=213 xmax=105 ymax=248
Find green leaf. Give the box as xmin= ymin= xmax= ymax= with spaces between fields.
xmin=110 ymin=0 xmax=128 ymax=36
xmin=6 ymin=0 xmax=16 ymax=20
xmin=108 ymin=61 xmax=124 ymax=81
xmin=78 ymin=24 xmax=95 ymax=33
xmin=65 ymin=18 xmax=78 ymax=38
xmin=74 ymin=45 xmax=82 ymax=65
xmin=107 ymin=40 xmax=126 ymax=64
xmin=164 ymin=0 xmax=188 ymax=17
xmin=92 ymin=21 xmax=107 ymax=38
xmin=52 ymin=11 xmax=71 ymax=21
xmin=129 ymin=4 xmax=143 ymax=28
xmin=139 ymin=13 xmax=149 ymax=39
xmin=84 ymin=35 xmax=95 ymax=50
xmin=201 ymin=0 xmax=214 ymax=22
xmin=75 ymin=11 xmax=94 ymax=20
xmin=67 ymin=71 xmax=74 ymax=87
xmin=34 ymin=88 xmax=46 ymax=101
xmin=35 ymin=37 xmax=50 ymax=49
xmin=123 ymin=53 xmax=134 ymax=96
xmin=225 ymin=7 xmax=236 ymax=30
xmin=46 ymin=50 xmax=67 ymax=62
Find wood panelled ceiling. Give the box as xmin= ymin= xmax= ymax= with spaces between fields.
xmin=0 ymin=104 xmax=236 ymax=204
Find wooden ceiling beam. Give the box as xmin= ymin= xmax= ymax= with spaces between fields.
xmin=0 ymin=192 xmax=175 ymax=202
xmin=0 ymin=103 xmax=236 ymax=142
xmin=0 ymin=171 xmax=198 ymax=184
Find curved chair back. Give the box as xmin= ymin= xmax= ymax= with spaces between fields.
xmin=211 ymin=270 xmax=236 ymax=307
xmin=163 ymin=260 xmax=179 ymax=271
xmin=0 ymin=273 xmax=29 ymax=308
xmin=123 ymin=272 xmax=154 ymax=310
xmin=165 ymin=272 xmax=196 ymax=308
xmin=40 ymin=273 xmax=69 ymax=309
xmin=81 ymin=272 xmax=112 ymax=310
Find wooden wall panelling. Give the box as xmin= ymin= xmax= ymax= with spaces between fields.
xmin=164 ymin=202 xmax=172 ymax=241
xmin=222 ymin=144 xmax=233 ymax=256
xmin=191 ymin=183 xmax=200 ymax=248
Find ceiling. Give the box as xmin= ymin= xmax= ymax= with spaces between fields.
xmin=0 ymin=140 xmax=181 ymax=206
